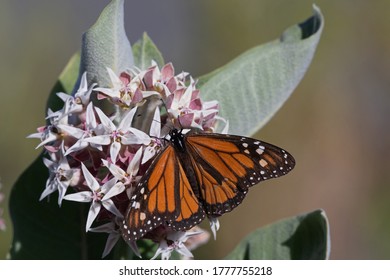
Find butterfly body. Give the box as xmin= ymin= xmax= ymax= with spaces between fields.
xmin=121 ymin=128 xmax=295 ymax=242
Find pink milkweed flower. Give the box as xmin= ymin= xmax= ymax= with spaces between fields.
xmin=63 ymin=163 xmax=124 ymax=232
xmin=56 ymin=72 xmax=96 ymax=116
xmin=89 ymin=218 xmax=141 ymax=258
xmin=40 ymin=152 xmax=81 ymax=206
xmin=102 ymin=146 xmax=143 ymax=199
xmin=59 ymin=102 xmax=104 ymax=156
xmin=84 ymin=106 xmax=151 ymax=163
xmin=151 ymin=230 xmax=204 ymax=260
xmin=94 ymin=68 xmax=144 ymax=107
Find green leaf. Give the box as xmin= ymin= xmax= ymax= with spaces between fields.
xmin=132 ymin=32 xmax=165 ymax=70
xmin=198 ymin=5 xmax=324 ymax=136
xmin=225 ymin=209 xmax=330 ymax=260
xmin=76 ymin=0 xmax=133 ymax=89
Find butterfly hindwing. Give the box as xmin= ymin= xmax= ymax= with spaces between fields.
xmin=185 ymin=132 xmax=295 ymax=216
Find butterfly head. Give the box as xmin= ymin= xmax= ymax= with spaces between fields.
xmin=166 ymin=128 xmax=182 ymax=149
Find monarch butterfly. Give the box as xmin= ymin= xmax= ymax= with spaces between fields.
xmin=121 ymin=127 xmax=295 ymax=242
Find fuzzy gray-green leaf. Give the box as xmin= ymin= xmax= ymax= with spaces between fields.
xmin=75 ymin=0 xmax=133 ymax=90
xmin=225 ymin=209 xmax=330 ymax=260
xmin=199 ymin=5 xmax=324 ymax=136
xmin=132 ymin=32 xmax=164 ymax=70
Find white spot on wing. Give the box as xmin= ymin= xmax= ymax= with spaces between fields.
xmin=256 ymin=148 xmax=264 ymax=155
xmin=259 ymin=159 xmax=268 ymax=167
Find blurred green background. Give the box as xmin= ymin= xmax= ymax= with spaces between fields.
xmin=1 ymin=0 xmax=390 ymax=259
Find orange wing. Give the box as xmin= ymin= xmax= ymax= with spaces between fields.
xmin=167 ymin=157 xmax=205 ymax=231
xmin=121 ymin=129 xmax=295 ymax=241
xmin=121 ymin=144 xmax=205 ymax=242
xmin=185 ymin=133 xmax=295 ymax=216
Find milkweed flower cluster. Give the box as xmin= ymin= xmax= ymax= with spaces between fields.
xmin=29 ymin=62 xmax=225 ymax=259
xmin=0 ymin=181 xmax=5 ymax=231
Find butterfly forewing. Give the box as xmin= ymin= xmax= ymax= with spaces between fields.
xmin=121 ymin=145 xmax=181 ymax=241
xmin=185 ymin=133 xmax=295 ymax=216
xmin=167 ymin=161 xmax=206 ymax=231
xmin=121 ymin=143 xmax=206 ymax=242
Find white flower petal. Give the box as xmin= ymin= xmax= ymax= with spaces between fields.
xmin=127 ymin=240 xmax=142 ymax=259
xmin=106 ymin=67 xmax=123 ymax=88
xmin=93 ymin=87 xmax=118 ymax=98
xmin=64 ymin=139 xmax=89 ymax=156
xmin=35 ymin=132 xmax=58 ymax=149
xmin=75 ymin=72 xmax=95 ymax=104
xmin=78 ymin=72 xmax=88 ymax=92
xmin=57 ymin=124 xmax=85 ymax=139
xmin=95 ymin=107 xmax=116 ymax=132
xmin=126 ymin=128 xmax=151 ymax=145
xmin=56 ymin=92 xmax=71 ymax=102
xmin=200 ymin=108 xmax=219 ymax=118
xmin=86 ymin=102 xmax=97 ymax=128
xmin=221 ymin=120 xmax=229 ymax=134
xmin=151 ymin=240 xmax=170 ymax=260
xmin=105 ymin=182 xmax=125 ymax=199
xmin=127 ymin=147 xmax=142 ymax=175
xmin=81 ymin=163 xmax=100 ymax=192
xmin=27 ymin=132 xmax=43 ymax=139
xmin=181 ymin=84 xmax=193 ymax=107
xmin=89 ymin=221 xmax=115 ymax=233
xmin=42 ymin=157 xmax=55 ymax=169
xmin=141 ymin=90 xmax=160 ymax=98
xmin=142 ymin=146 xmax=156 ymax=164
xmin=39 ymin=181 xmax=58 ymax=202
xmin=57 ymin=181 xmax=69 ymax=206
xmin=209 ymin=217 xmax=220 ymax=240
xmin=101 ymin=231 xmax=121 ymax=258
xmin=101 ymin=177 xmax=121 ymax=197
xmin=149 ymin=108 xmax=161 ymax=137
xmin=176 ymin=244 xmax=194 ymax=259
xmin=85 ymin=135 xmax=111 ymax=145
xmin=86 ymin=202 xmax=101 ymax=232
xmin=110 ymin=141 xmax=121 ymax=163
xmin=118 ymin=107 xmax=137 ymax=130
xmin=102 ymin=159 xmax=126 ymax=180
xmin=63 ymin=191 xmax=93 ymax=202
xmin=58 ymin=155 xmax=71 ymax=170
xmin=102 ymin=199 xmax=123 ymax=218
xmin=90 ymin=219 xmax=141 ymax=258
